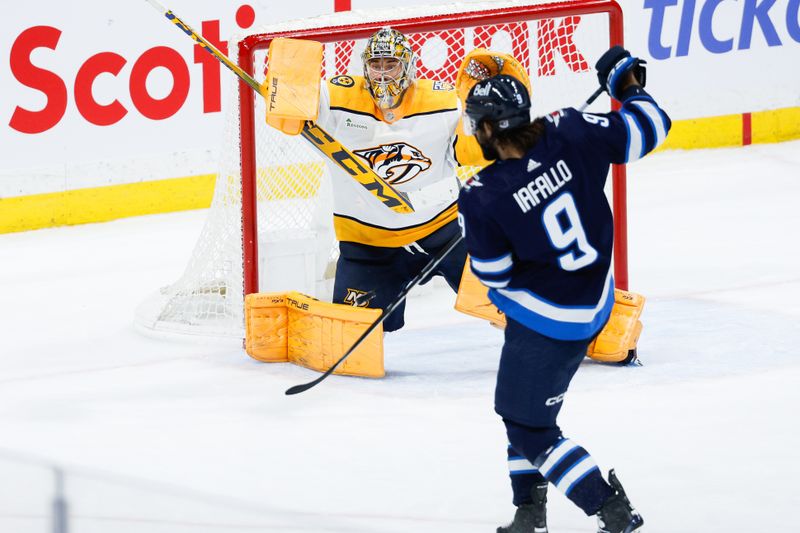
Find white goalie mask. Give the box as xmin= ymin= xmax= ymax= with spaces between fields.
xmin=362 ymin=28 xmax=418 ymax=110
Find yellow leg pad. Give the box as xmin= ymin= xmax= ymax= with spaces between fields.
xmin=457 ymin=262 xmax=646 ymax=363
xmin=245 ymin=293 xmax=290 ymax=362
xmin=587 ymin=290 xmax=646 ymax=363
xmin=454 ymin=259 xmax=507 ymax=327
xmin=245 ymin=292 xmax=385 ymax=378
xmin=263 ymin=37 xmax=323 ymax=136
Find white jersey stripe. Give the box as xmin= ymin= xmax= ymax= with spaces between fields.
xmin=538 ymin=439 xmax=577 ymax=477
xmin=632 ymin=100 xmax=668 ymax=149
xmin=496 ymin=269 xmax=612 ymax=324
xmin=471 ymin=254 xmax=513 ymax=274
xmin=621 ymin=111 xmax=644 ymax=162
xmin=480 ymin=278 xmax=511 ymax=288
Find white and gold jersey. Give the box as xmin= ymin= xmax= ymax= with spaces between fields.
xmin=317 ymin=75 xmax=484 ymax=247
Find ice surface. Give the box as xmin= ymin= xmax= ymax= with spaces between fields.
xmin=1 ymin=141 xmax=799 ymax=531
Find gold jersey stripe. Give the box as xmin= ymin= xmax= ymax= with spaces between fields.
xmin=333 ymin=203 xmax=458 ymax=247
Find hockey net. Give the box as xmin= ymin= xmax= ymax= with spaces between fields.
xmin=135 ymin=0 xmax=625 ymax=340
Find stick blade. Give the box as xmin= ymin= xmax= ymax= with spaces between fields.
xmin=285 ymin=377 xmax=323 ymax=395
xmin=285 ymin=384 xmax=310 ymax=395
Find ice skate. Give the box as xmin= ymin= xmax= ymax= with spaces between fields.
xmin=497 ymin=483 xmax=548 ymax=533
xmin=596 ymin=469 xmax=643 ymax=533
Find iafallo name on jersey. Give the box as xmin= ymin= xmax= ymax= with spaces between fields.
xmin=512 ymin=160 xmax=573 ymax=213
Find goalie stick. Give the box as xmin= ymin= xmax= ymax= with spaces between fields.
xmin=143 ymin=0 xmax=415 ymax=214
xmin=284 ymin=86 xmax=611 ymax=395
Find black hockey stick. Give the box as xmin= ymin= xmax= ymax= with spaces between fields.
xmin=285 ymin=233 xmax=464 ymax=395
xmin=578 ymin=86 xmax=604 ymax=112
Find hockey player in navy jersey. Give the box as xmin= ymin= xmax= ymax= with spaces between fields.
xmin=458 ymin=47 xmax=671 ymax=533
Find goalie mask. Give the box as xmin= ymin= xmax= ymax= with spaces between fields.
xmin=362 ymin=28 xmax=418 ymax=110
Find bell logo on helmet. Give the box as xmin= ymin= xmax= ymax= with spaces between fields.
xmin=472 ymin=83 xmax=492 ymax=97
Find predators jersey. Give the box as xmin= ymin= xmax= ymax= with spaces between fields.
xmin=317 ymin=75 xmax=485 ymax=247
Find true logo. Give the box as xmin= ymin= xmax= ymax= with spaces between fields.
xmin=353 ymin=142 xmax=432 ymax=185
xmin=269 ymin=77 xmax=279 ymax=111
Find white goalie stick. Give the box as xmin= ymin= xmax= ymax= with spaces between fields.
xmin=143 ymin=0 xmax=415 ymax=214
xmin=283 ymin=85 xmax=611 ymax=395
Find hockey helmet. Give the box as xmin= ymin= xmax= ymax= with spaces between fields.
xmin=464 ymin=74 xmax=531 ymax=136
xmin=362 ymin=28 xmax=418 ymax=110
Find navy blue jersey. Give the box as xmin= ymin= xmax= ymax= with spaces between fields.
xmin=458 ymin=87 xmax=670 ymax=341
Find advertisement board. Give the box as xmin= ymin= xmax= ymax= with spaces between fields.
xmin=1 ymin=0 xmax=798 ymax=231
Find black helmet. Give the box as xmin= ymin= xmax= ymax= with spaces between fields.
xmin=464 ymin=74 xmax=531 ymax=135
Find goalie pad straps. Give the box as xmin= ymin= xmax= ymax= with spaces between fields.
xmin=245 ymin=291 xmax=385 ymax=378
xmin=454 ymin=262 xmax=645 ymax=363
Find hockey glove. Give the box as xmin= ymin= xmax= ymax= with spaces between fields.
xmin=595 ymin=46 xmax=646 ymax=100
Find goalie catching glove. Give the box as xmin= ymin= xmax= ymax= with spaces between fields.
xmin=455 ymin=49 xmax=532 ymax=105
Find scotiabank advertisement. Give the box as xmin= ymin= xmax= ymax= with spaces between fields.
xmin=1 ymin=0 xmax=798 ymax=212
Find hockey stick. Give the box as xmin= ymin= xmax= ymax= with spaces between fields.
xmin=143 ymin=0 xmax=414 ymax=214
xmin=577 ymin=87 xmax=605 ymax=112
xmin=285 ymin=233 xmax=464 ymax=395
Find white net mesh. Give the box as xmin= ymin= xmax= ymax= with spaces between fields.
xmin=135 ymin=0 xmax=617 ymax=339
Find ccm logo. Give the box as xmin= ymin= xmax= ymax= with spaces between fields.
xmin=545 ymin=393 xmax=565 ymax=406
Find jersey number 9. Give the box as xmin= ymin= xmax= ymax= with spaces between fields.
xmin=542 ymin=193 xmax=598 ymax=271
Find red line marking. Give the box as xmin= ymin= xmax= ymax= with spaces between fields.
xmin=334 ymin=0 xmax=351 ymax=12
xmin=742 ymin=112 xmax=752 ymax=146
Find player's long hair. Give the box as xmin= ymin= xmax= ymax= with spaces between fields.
xmin=494 ymin=118 xmax=546 ymax=154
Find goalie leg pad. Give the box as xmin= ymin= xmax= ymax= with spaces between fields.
xmin=245 ymin=293 xmax=289 ymax=363
xmin=586 ymin=290 xmax=645 ymax=363
xmin=246 ymin=291 xmax=385 ymax=378
xmin=454 ymin=258 xmax=507 ymax=327
xmin=455 ymin=265 xmax=645 ymax=363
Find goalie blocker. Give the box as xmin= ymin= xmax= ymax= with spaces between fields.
xmin=455 ymin=263 xmax=644 ymax=364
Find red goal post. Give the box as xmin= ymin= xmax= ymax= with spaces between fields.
xmin=237 ymin=0 xmax=627 ymax=299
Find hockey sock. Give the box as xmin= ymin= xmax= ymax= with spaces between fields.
xmin=507 ymin=443 xmax=547 ymax=506
xmin=533 ymin=437 xmax=613 ymax=515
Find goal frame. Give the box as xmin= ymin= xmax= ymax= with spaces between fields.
xmin=236 ymin=0 xmax=628 ymax=300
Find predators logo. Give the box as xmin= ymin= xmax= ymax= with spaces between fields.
xmin=343 ymin=288 xmax=371 ymax=307
xmin=353 ymin=142 xmax=432 ymax=185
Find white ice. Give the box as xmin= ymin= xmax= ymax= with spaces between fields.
xmin=1 ymin=141 xmax=799 ymax=532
